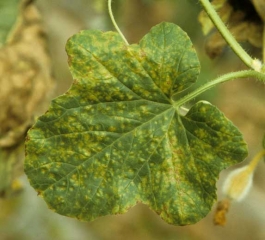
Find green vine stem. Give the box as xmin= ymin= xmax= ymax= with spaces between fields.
xmin=262 ymin=20 xmax=265 ymax=63
xmin=108 ymin=0 xmax=129 ymax=45
xmin=199 ymin=0 xmax=263 ymax=71
xmin=174 ymin=70 xmax=265 ymax=108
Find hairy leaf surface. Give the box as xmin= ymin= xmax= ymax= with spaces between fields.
xmin=25 ymin=22 xmax=247 ymax=225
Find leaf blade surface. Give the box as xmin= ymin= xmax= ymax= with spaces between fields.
xmin=25 ymin=22 xmax=247 ymax=225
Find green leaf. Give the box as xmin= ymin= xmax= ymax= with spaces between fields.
xmin=0 ymin=0 xmax=21 ymax=46
xmin=24 ymin=22 xmax=248 ymax=225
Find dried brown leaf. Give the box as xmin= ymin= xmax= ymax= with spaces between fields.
xmin=0 ymin=0 xmax=54 ymax=148
xmin=0 ymin=0 xmax=54 ymax=197
xmin=199 ymin=0 xmax=263 ymax=58
xmin=206 ymin=21 xmax=263 ymax=58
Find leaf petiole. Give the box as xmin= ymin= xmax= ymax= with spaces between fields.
xmin=108 ymin=0 xmax=129 ymax=45
xmin=174 ymin=70 xmax=265 ymax=108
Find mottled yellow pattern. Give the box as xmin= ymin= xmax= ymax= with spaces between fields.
xmin=24 ymin=23 xmax=247 ymax=225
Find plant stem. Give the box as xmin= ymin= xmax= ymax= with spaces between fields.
xmin=198 ymin=0 xmax=256 ymax=70
xmin=174 ymin=70 xmax=265 ymax=108
xmin=262 ymin=21 xmax=265 ymax=63
xmin=108 ymin=0 xmax=129 ymax=45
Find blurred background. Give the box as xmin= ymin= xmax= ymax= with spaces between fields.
xmin=0 ymin=0 xmax=265 ymax=239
